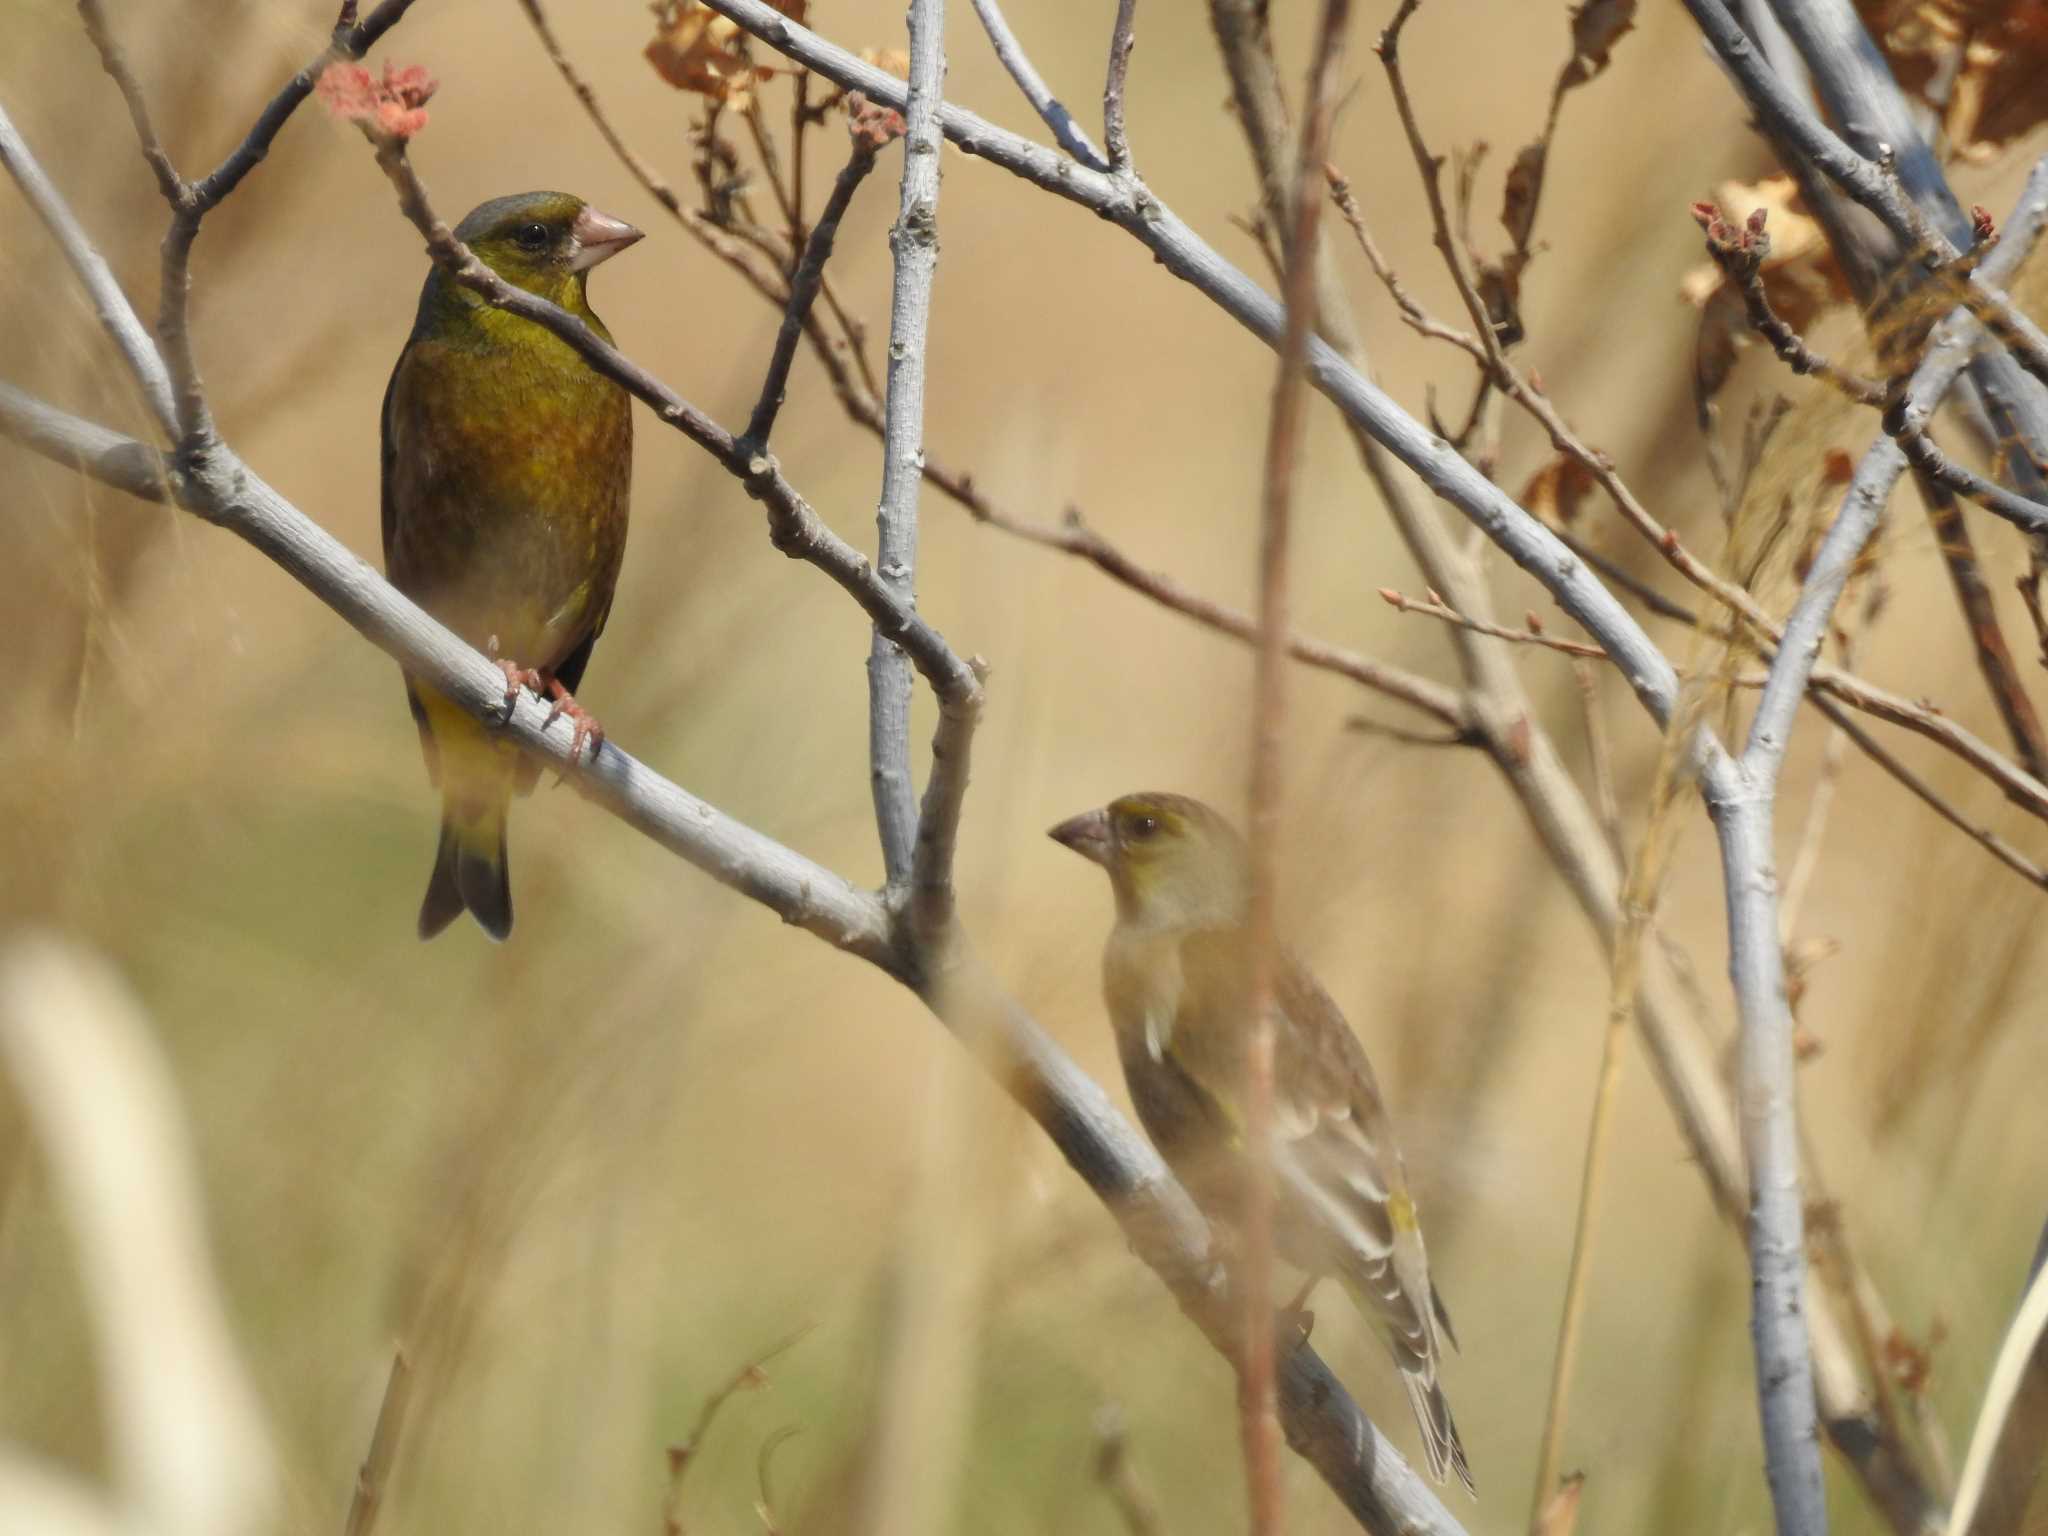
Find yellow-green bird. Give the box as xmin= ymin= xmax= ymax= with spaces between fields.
xmin=382 ymin=191 xmax=641 ymax=940
xmin=1050 ymin=792 xmax=1473 ymax=1491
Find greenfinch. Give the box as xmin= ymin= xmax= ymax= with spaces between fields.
xmin=1051 ymin=793 xmax=1472 ymax=1491
xmin=382 ymin=191 xmax=641 ymax=940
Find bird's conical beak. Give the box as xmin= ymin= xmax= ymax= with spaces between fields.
xmin=569 ymin=205 xmax=643 ymax=271
xmin=1048 ymin=807 xmax=1113 ymax=866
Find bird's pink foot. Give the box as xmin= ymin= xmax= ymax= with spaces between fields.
xmin=496 ymin=659 xmax=544 ymax=714
xmin=541 ymin=675 xmax=605 ymax=765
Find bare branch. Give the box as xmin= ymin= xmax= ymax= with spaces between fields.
xmin=1746 ymin=449 xmax=1900 ymax=771
xmin=1822 ymin=689 xmax=2048 ymax=887
xmin=1691 ymin=203 xmax=2048 ymax=539
xmin=1751 ymin=0 xmax=2048 ymax=404
xmin=1712 ymin=423 xmax=1913 ymax=1536
xmin=1376 ymin=1 xmax=1512 ymax=359
xmin=1240 ymin=4 xmax=1350 ymax=1525
xmin=1013 ymin=510 xmax=1467 ymax=725
xmin=75 ymin=0 xmax=182 ymax=202
xmin=965 ymin=0 xmax=1108 ymax=170
xmin=0 ymin=102 xmax=178 ymax=438
xmin=1380 ymin=587 xmax=1611 ymax=661
xmin=744 ymin=136 xmax=883 ymax=447
xmin=187 ymin=0 xmax=421 ymax=211
xmin=1888 ymin=406 xmax=2048 ymax=538
xmin=871 ymin=0 xmax=956 ymax=913
xmin=1326 ymin=167 xmax=1486 ymax=356
xmin=1102 ymin=0 xmax=1138 ymax=174
xmin=0 ymin=381 xmax=171 ymax=497
xmin=696 ymin=0 xmax=1686 ymax=736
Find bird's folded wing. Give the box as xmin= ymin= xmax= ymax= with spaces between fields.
xmin=1170 ymin=930 xmax=1438 ymax=1368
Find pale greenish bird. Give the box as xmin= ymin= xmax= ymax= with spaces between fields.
xmin=382 ymin=191 xmax=641 ymax=940
xmin=1051 ymin=791 xmax=1473 ymax=1491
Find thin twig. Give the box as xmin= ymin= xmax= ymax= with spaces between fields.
xmin=1889 ymin=414 xmax=2048 ymax=538
xmin=516 ymin=0 xmax=800 ymax=304
xmin=189 ymin=0 xmax=421 ymax=210
xmin=153 ymin=0 xmax=423 ymax=442
xmin=1375 ymin=21 xmax=1793 ymax=644
xmin=1102 ymin=0 xmax=1138 ymax=174
xmin=75 ymin=0 xmax=182 ymax=201
xmin=1381 ymin=588 xmax=1611 ymax=661
xmin=341 ymin=1348 xmax=413 ymax=1536
xmin=1094 ymin=1409 xmax=1163 ymax=1536
xmin=744 ymin=135 xmax=882 ymax=447
xmin=1550 ymin=523 xmax=1705 ymax=627
xmin=0 ymin=103 xmax=178 ymax=438
xmin=1574 ymin=660 xmax=1626 ymax=865
xmin=1917 ymin=475 xmax=2048 ymax=782
xmin=966 ymin=0 xmax=1109 ymax=170
xmin=1693 ymin=203 xmax=2048 ymax=539
xmin=661 ymin=1329 xmax=810 ymax=1536
xmin=742 ymin=96 xmax=804 ymax=250
xmin=1377 ymin=1 xmax=1513 ymax=362
xmin=515 ymin=0 xmax=687 ymax=222
xmin=1809 ymin=694 xmax=2048 ymax=891
xmin=1530 ymin=660 xmax=1708 ymax=1530
xmin=971 ymin=504 xmax=1466 ymax=725
xmin=1242 ymin=3 xmax=1350 ymax=1528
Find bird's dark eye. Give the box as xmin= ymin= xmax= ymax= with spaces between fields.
xmin=1125 ymin=814 xmax=1160 ymax=841
xmin=513 ymin=221 xmax=550 ymax=251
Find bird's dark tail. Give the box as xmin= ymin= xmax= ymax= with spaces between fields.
xmin=417 ymin=801 xmax=512 ymax=941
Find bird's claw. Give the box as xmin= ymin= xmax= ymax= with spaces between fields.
xmin=492 ymin=662 xmax=601 ymax=764
xmin=541 ymin=676 xmax=605 ymax=766
xmin=495 ymin=659 xmax=545 ymax=718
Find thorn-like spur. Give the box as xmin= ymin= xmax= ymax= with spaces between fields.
xmin=541 ymin=674 xmax=605 ymax=765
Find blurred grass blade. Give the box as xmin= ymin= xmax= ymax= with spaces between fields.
xmin=1948 ymin=1249 xmax=2048 ymax=1536
xmin=0 ymin=934 xmax=277 ymax=1536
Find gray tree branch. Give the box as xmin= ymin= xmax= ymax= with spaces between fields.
xmin=868 ymin=0 xmax=948 ymax=896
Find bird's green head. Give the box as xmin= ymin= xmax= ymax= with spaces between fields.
xmin=1049 ymin=792 xmax=1250 ymax=928
xmin=436 ymin=191 xmax=642 ymax=314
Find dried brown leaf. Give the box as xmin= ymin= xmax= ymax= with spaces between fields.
xmin=645 ymin=0 xmax=807 ymax=108
xmin=1503 ymin=141 xmax=1546 ymax=252
xmin=1855 ymin=0 xmax=2048 ymax=158
xmin=1561 ymin=0 xmax=1638 ymax=89
xmin=859 ymin=46 xmax=912 ymax=80
xmin=1523 ymin=454 xmax=1597 ymax=525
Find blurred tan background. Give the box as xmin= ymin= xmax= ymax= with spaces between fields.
xmin=4 ymin=0 xmax=2048 ymax=1531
